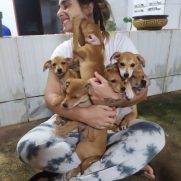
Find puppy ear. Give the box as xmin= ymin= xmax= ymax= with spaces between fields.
xmin=105 ymin=64 xmax=113 ymax=72
xmin=86 ymin=79 xmax=92 ymax=89
xmin=105 ymin=63 xmax=118 ymax=72
xmin=110 ymin=52 xmax=121 ymax=63
xmin=43 ymin=60 xmax=52 ymax=71
xmin=65 ymin=58 xmax=73 ymax=65
xmin=136 ymin=54 xmax=145 ymax=67
xmin=65 ymin=79 xmax=71 ymax=88
xmin=85 ymin=82 xmax=91 ymax=89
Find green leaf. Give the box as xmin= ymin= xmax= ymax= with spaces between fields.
xmin=106 ymin=20 xmax=117 ymax=31
xmin=123 ymin=17 xmax=132 ymax=23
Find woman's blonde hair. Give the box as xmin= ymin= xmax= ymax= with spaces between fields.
xmin=78 ymin=0 xmax=112 ymax=38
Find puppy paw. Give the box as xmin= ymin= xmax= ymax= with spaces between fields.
xmin=54 ymin=116 xmax=65 ymax=126
xmin=54 ymin=127 xmax=69 ymax=137
xmin=120 ymin=119 xmax=131 ymax=130
xmin=67 ymin=167 xmax=81 ymax=179
xmin=108 ymin=122 xmax=120 ymax=132
xmin=126 ymin=91 xmax=134 ymax=100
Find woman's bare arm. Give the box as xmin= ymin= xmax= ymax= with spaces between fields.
xmin=121 ymin=88 xmax=148 ymax=107
xmin=103 ymin=88 xmax=148 ymax=107
xmin=89 ymin=72 xmax=148 ymax=107
xmin=44 ymin=71 xmax=116 ymax=129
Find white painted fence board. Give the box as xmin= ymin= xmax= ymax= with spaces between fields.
xmin=148 ymin=78 xmax=165 ymax=96
xmin=166 ymin=0 xmax=181 ymax=4
xmin=130 ymin=30 xmax=171 ymax=78
xmin=167 ymin=30 xmax=181 ymax=76
xmin=0 ymin=100 xmax=28 ymax=126
xmin=17 ymin=34 xmax=72 ymax=97
xmin=164 ymin=4 xmax=181 ymax=29
xmin=164 ymin=75 xmax=181 ymax=92
xmin=179 ymin=7 xmax=181 ymax=29
xmin=27 ymin=96 xmax=53 ymax=121
xmin=0 ymin=37 xmax=25 ymax=102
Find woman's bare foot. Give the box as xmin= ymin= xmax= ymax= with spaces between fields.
xmin=143 ymin=164 xmax=155 ymax=180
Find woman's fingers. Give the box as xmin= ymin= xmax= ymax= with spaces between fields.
xmin=88 ymin=77 xmax=101 ymax=87
xmin=97 ymin=105 xmax=114 ymax=111
xmin=94 ymin=72 xmax=107 ymax=84
xmin=88 ymin=72 xmax=108 ymax=85
xmin=98 ymin=120 xmax=116 ymax=130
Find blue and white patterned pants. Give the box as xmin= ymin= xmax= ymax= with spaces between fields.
xmin=17 ymin=114 xmax=165 ymax=181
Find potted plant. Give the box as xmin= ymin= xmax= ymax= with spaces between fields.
xmin=106 ymin=20 xmax=117 ymax=31
xmin=123 ymin=16 xmax=133 ymax=31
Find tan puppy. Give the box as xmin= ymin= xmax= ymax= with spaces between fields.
xmin=104 ymin=53 xmax=150 ymax=128
xmin=110 ymin=52 xmax=145 ymax=80
xmin=130 ymin=65 xmax=151 ymax=93
xmin=105 ymin=63 xmax=134 ymax=99
xmin=105 ymin=63 xmax=127 ymax=95
xmin=55 ymin=78 xmax=107 ymax=179
xmin=43 ymin=56 xmax=79 ymax=106
xmin=72 ymin=17 xmax=105 ymax=80
xmin=104 ymin=52 xmax=146 ymax=106
xmin=105 ymin=64 xmax=137 ymax=129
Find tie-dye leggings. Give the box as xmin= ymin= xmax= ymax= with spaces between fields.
xmin=17 ymin=114 xmax=165 ymax=181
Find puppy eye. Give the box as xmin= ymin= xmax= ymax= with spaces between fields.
xmin=120 ymin=63 xmax=125 ymax=66
xmin=130 ymin=63 xmax=135 ymax=67
xmin=52 ymin=63 xmax=56 ymax=67
xmin=111 ymin=79 xmax=116 ymax=83
xmin=72 ymin=96 xmax=77 ymax=99
xmin=61 ymin=62 xmax=66 ymax=65
xmin=66 ymin=81 xmax=70 ymax=87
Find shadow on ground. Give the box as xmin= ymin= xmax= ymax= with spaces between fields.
xmin=0 ymin=91 xmax=180 ymax=181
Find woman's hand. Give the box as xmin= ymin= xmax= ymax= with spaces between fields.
xmin=81 ymin=105 xmax=116 ymax=129
xmin=88 ymin=72 xmax=122 ymax=105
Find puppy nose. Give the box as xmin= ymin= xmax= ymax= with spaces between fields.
xmin=141 ymin=80 xmax=146 ymax=87
xmin=57 ymin=68 xmax=62 ymax=74
xmin=88 ymin=35 xmax=92 ymax=39
xmin=124 ymin=73 xmax=129 ymax=79
xmin=120 ymin=87 xmax=126 ymax=92
xmin=62 ymin=103 xmax=68 ymax=108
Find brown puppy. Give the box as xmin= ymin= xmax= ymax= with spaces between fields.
xmin=55 ymin=78 xmax=107 ymax=179
xmin=72 ymin=16 xmax=105 ymax=80
xmin=110 ymin=52 xmax=145 ymax=80
xmin=43 ymin=56 xmax=79 ymax=106
xmin=105 ymin=64 xmax=137 ymax=129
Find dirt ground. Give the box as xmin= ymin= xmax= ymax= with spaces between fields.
xmin=0 ymin=91 xmax=181 ymax=181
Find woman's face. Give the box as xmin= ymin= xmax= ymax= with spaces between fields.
xmin=57 ymin=0 xmax=92 ymax=32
